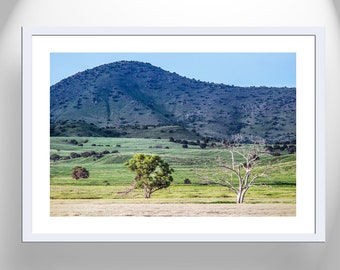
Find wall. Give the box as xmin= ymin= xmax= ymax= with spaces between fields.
xmin=1 ymin=0 xmax=339 ymax=269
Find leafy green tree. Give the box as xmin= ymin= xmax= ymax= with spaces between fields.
xmin=71 ymin=166 xmax=89 ymax=180
xmin=125 ymin=153 xmax=174 ymax=198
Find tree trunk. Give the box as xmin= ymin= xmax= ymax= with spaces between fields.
xmin=236 ymin=188 xmax=248 ymax=204
xmin=144 ymin=187 xmax=151 ymax=198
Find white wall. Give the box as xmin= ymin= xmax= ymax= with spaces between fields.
xmin=1 ymin=0 xmax=340 ymax=269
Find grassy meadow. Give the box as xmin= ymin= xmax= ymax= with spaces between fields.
xmin=50 ymin=136 xmax=296 ymax=204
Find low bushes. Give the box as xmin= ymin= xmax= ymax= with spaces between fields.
xmin=51 ymin=149 xmax=119 ymax=162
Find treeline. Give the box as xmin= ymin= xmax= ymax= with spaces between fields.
xmin=50 ymin=120 xmax=122 ymax=137
xmin=265 ymin=142 xmax=296 ymax=156
xmin=169 ymin=137 xmax=209 ymax=149
xmin=50 ymin=149 xmax=119 ymax=162
xmin=168 ymin=135 xmax=296 ymax=155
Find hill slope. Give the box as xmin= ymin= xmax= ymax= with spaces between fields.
xmin=50 ymin=61 xmax=296 ymax=143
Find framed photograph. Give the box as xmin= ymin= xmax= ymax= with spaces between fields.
xmin=22 ymin=27 xmax=325 ymax=242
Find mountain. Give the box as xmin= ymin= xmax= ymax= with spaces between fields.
xmin=50 ymin=60 xmax=296 ymax=143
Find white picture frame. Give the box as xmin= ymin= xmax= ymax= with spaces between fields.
xmin=22 ymin=27 xmax=325 ymax=242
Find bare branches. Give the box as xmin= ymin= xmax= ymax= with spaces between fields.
xmin=117 ymin=182 xmax=137 ymax=196
xmin=222 ymin=179 xmax=239 ymax=195
xmin=196 ymin=137 xmax=269 ymax=203
xmin=231 ymin=134 xmax=244 ymax=145
xmin=217 ymin=143 xmax=267 ymax=203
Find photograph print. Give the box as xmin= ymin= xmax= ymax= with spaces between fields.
xmin=49 ymin=52 xmax=297 ymax=217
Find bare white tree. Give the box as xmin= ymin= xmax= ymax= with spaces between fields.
xmin=217 ymin=142 xmax=266 ymax=204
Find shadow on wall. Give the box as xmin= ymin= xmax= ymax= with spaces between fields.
xmin=333 ymin=0 xmax=340 ymax=20
xmin=0 ymin=0 xmax=20 ymax=33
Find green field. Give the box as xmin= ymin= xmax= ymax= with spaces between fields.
xmin=50 ymin=137 xmax=296 ymax=204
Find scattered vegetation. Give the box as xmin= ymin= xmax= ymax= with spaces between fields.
xmin=50 ymin=61 xmax=295 ymax=143
xmin=50 ymin=137 xmax=296 ymax=204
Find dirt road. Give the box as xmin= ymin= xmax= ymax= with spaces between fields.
xmin=50 ymin=200 xmax=295 ymax=217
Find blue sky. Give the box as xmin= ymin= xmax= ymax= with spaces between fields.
xmin=50 ymin=52 xmax=296 ymax=87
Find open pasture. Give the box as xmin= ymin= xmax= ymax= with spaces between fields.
xmin=50 ymin=137 xmax=296 ymax=208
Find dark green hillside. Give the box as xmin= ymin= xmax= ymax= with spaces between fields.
xmin=50 ymin=61 xmax=295 ymax=143
xmin=50 ymin=120 xmax=200 ymax=140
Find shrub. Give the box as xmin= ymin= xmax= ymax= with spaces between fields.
xmin=184 ymin=178 xmax=191 ymax=184
xmin=288 ymin=146 xmax=296 ymax=154
xmin=70 ymin=152 xmax=81 ymax=159
xmin=199 ymin=143 xmax=207 ymax=149
xmin=50 ymin=154 xmax=61 ymax=162
xmin=69 ymin=139 xmax=78 ymax=145
xmin=81 ymin=152 xmax=92 ymax=158
xmin=93 ymin=154 xmax=103 ymax=160
xmin=71 ymin=166 xmax=89 ymax=180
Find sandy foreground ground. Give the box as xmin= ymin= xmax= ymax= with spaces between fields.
xmin=50 ymin=200 xmax=296 ymax=217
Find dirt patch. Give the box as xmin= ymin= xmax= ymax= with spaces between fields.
xmin=50 ymin=200 xmax=296 ymax=217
